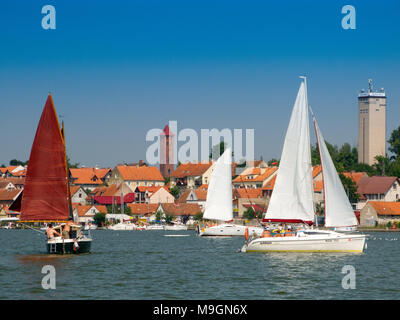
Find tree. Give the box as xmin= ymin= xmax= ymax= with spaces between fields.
xmin=339 ymin=173 xmax=359 ymax=203
xmin=165 ymin=213 xmax=174 ymax=224
xmin=66 ymin=155 xmax=80 ymax=168
xmin=267 ymin=158 xmax=279 ymax=166
xmin=170 ymin=186 xmax=180 ymax=199
xmin=194 ymin=212 xmax=203 ymax=221
xmin=155 ymin=209 xmax=164 ymax=222
xmin=93 ymin=212 xmax=106 ymax=226
xmin=9 ymin=159 xmax=28 ymax=166
xmin=242 ymin=207 xmax=262 ymax=220
xmin=388 ymin=126 xmax=400 ymax=159
xmin=373 ymin=155 xmax=391 ymax=176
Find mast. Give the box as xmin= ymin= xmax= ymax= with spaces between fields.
xmin=62 ymin=119 xmax=74 ymax=221
xmin=300 ymin=76 xmax=318 ymax=228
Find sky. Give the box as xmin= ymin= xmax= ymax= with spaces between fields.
xmin=1 ymin=0 xmax=399 ymax=168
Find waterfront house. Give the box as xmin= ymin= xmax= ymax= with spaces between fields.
xmin=127 ymin=203 xmax=159 ymax=218
xmin=0 ymin=181 xmax=16 ymax=191
xmin=69 ymin=167 xmax=111 ymax=191
xmin=171 ymin=162 xmax=214 ymax=189
xmin=108 ymin=164 xmax=164 ymax=190
xmin=360 ymin=201 xmax=400 ymax=226
xmin=134 ymin=186 xmax=174 ymax=204
xmin=90 ymin=183 xmax=135 ymax=206
xmin=0 ymin=188 xmax=22 ymax=206
xmin=355 ymin=176 xmax=400 ymax=210
xmin=232 ymin=166 xmax=278 ymax=189
xmin=72 ymin=204 xmax=107 ymax=225
xmin=232 ymin=188 xmax=267 ymax=218
xmin=178 ymin=188 xmax=208 ymax=211
xmin=152 ymin=203 xmax=201 ymax=225
xmin=70 ymin=186 xmax=88 ymax=205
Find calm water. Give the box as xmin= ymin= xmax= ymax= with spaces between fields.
xmin=0 ymin=229 xmax=399 ymax=299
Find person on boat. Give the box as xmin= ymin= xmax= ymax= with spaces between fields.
xmin=46 ymin=224 xmax=61 ymax=239
xmin=62 ymin=218 xmax=73 ymax=239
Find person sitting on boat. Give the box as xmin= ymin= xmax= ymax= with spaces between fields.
xmin=46 ymin=224 xmax=61 ymax=239
xmin=62 ymin=218 xmax=73 ymax=239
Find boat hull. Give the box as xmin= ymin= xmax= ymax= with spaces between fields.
xmin=46 ymin=237 xmax=92 ymax=254
xmin=198 ymin=224 xmax=264 ymax=237
xmin=164 ymin=225 xmax=188 ymax=231
xmin=242 ymin=231 xmax=366 ymax=253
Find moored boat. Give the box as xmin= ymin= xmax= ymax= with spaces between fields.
xmin=242 ymin=77 xmax=366 ymax=253
xmin=198 ymin=148 xmax=264 ymax=237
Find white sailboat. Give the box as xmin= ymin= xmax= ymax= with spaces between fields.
xmin=242 ymin=77 xmax=366 ymax=253
xmin=198 ymin=148 xmax=264 ymax=236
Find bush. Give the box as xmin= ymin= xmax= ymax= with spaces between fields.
xmin=94 ymin=212 xmax=106 ymax=227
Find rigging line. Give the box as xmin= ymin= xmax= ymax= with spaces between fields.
xmin=20 ymin=223 xmax=45 ymax=234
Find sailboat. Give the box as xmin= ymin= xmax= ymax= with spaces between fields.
xmin=242 ymin=77 xmax=366 ymax=253
xmin=19 ymin=94 xmax=92 ymax=254
xmin=198 ymin=148 xmax=264 ymax=236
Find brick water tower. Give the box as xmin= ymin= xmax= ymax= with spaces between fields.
xmin=160 ymin=124 xmax=175 ymax=178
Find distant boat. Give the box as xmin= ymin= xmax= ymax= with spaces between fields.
xmin=146 ymin=224 xmax=165 ymax=230
xmin=242 ymin=77 xmax=366 ymax=253
xmin=19 ymin=94 xmax=92 ymax=254
xmin=198 ymin=148 xmax=264 ymax=237
xmin=108 ymin=222 xmax=137 ymax=230
xmin=164 ymin=222 xmax=187 ymax=231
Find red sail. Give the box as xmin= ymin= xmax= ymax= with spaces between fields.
xmin=20 ymin=94 xmax=70 ymax=221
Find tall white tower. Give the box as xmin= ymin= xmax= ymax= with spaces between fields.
xmin=358 ymin=79 xmax=386 ymax=165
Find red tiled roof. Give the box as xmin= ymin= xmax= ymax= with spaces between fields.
xmin=127 ymin=203 xmax=159 ymax=216
xmin=233 ymin=167 xmax=277 ymax=183
xmin=72 ymin=204 xmax=107 ymax=217
xmin=343 ymin=171 xmax=368 ymax=185
xmin=160 ymin=203 xmax=202 ymax=216
xmin=233 ymin=188 xmax=263 ymax=199
xmin=313 ymin=180 xmax=324 ymax=192
xmin=93 ymin=193 xmax=135 ymax=205
xmin=70 ymin=168 xmax=110 ymax=185
xmin=171 ymin=162 xmax=213 ymax=178
xmin=178 ymin=189 xmax=208 ymax=203
xmin=312 ymin=165 xmax=322 ymax=178
xmin=262 ymin=175 xmax=276 ymax=191
xmin=0 ymin=177 xmax=25 ymax=186
xmin=368 ymin=201 xmax=400 ymax=216
xmin=0 ymin=189 xmax=22 ymax=201
xmin=357 ymin=176 xmax=398 ymax=195
xmin=117 ymin=165 xmax=164 ymax=181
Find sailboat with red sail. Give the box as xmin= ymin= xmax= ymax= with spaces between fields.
xmin=19 ymin=94 xmax=92 ymax=254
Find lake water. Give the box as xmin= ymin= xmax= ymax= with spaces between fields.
xmin=0 ymin=229 xmax=399 ymax=299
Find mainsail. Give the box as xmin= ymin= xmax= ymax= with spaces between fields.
xmin=263 ymin=81 xmax=314 ymax=224
xmin=313 ymin=117 xmax=358 ymax=227
xmin=203 ymin=148 xmax=233 ymax=222
xmin=20 ymin=94 xmax=71 ymax=221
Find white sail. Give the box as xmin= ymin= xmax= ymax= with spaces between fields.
xmin=313 ymin=117 xmax=358 ymax=227
xmin=264 ymin=81 xmax=315 ymax=223
xmin=203 ymin=148 xmax=233 ymax=221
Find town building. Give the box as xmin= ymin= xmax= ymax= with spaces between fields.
xmin=355 ymin=176 xmax=400 ymax=210
xmin=171 ymin=162 xmax=214 ymax=189
xmin=178 ymin=188 xmax=208 ymax=211
xmin=70 ymin=186 xmax=88 ymax=205
xmin=358 ymin=79 xmax=386 ymax=165
xmin=232 ymin=188 xmax=267 ymax=218
xmin=134 ymin=186 xmax=175 ymax=204
xmin=69 ymin=167 xmax=111 ymax=191
xmin=108 ymin=164 xmax=164 ymax=190
xmin=232 ymin=166 xmax=277 ymax=189
xmin=72 ymin=204 xmax=107 ymax=225
xmin=360 ymin=201 xmax=400 ymax=226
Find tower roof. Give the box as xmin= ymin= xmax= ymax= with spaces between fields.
xmin=160 ymin=125 xmax=174 ymax=136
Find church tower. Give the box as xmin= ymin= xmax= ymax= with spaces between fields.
xmin=160 ymin=124 xmax=175 ymax=178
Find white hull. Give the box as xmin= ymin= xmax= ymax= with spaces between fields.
xmin=146 ymin=225 xmax=165 ymax=230
xmin=164 ymin=225 xmax=188 ymax=231
xmin=199 ymin=224 xmax=264 ymax=237
xmin=242 ymin=230 xmax=366 ymax=253
xmin=108 ymin=223 xmax=137 ymax=230
xmin=332 ymin=226 xmax=357 ymax=232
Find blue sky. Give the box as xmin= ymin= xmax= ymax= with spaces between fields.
xmin=1 ymin=0 xmax=399 ymax=167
